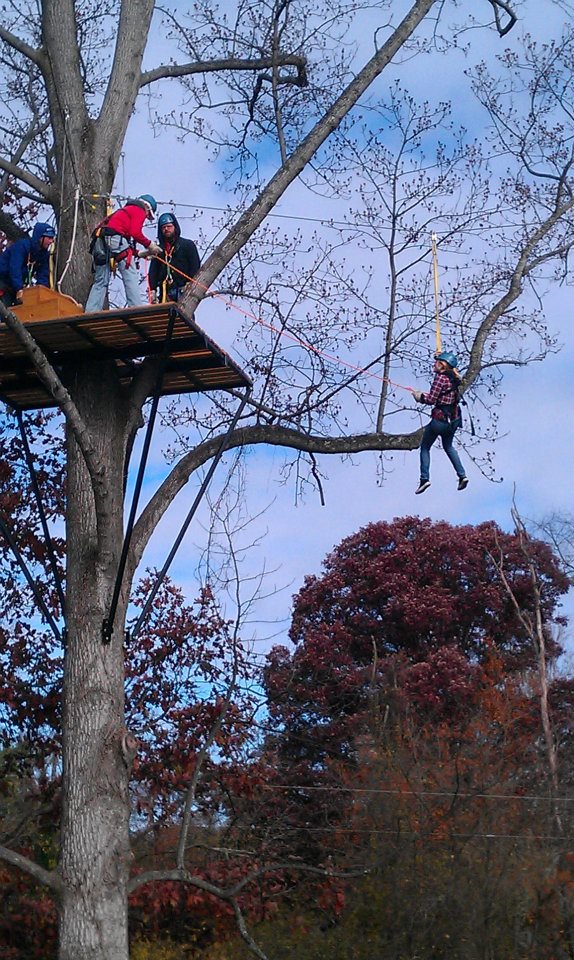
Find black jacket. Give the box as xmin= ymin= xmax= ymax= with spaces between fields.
xmin=148 ymin=214 xmax=200 ymax=299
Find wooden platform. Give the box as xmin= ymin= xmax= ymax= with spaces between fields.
xmin=0 ymin=295 xmax=251 ymax=410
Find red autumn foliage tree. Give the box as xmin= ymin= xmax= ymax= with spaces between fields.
xmin=218 ymin=518 xmax=574 ymax=958
xmin=265 ymin=516 xmax=569 ymax=758
xmin=258 ymin=517 xmax=570 ymax=871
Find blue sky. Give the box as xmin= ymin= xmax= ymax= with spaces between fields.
xmin=115 ymin=0 xmax=573 ymax=655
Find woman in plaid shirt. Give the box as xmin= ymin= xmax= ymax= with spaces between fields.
xmin=412 ymin=351 xmax=468 ymax=495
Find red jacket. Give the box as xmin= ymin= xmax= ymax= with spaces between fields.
xmin=106 ymin=203 xmax=152 ymax=248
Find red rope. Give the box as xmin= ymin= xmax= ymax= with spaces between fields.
xmin=148 ymin=255 xmax=417 ymax=395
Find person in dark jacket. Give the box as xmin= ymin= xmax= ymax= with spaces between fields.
xmin=412 ymin=350 xmax=468 ymax=495
xmin=148 ymin=212 xmax=201 ymax=303
xmin=85 ymin=195 xmax=161 ymax=312
xmin=0 ymin=222 xmax=56 ymax=306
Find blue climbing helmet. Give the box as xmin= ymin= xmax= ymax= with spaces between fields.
xmin=139 ymin=194 xmax=157 ymax=214
xmin=31 ymin=222 xmax=56 ymax=246
xmin=436 ymin=350 xmax=458 ymax=368
xmin=157 ymin=212 xmax=181 ymax=243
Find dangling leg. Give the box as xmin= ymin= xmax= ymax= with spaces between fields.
xmin=441 ymin=424 xmax=468 ymax=488
xmin=416 ymin=421 xmax=438 ymax=494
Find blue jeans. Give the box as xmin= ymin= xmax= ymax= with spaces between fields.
xmin=85 ymin=235 xmax=144 ymax=311
xmin=420 ymin=418 xmax=465 ymax=482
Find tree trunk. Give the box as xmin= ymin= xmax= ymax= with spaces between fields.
xmin=55 ymin=159 xmax=113 ymax=306
xmin=59 ymin=362 xmax=132 ymax=960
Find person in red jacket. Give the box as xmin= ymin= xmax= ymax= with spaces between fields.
xmin=85 ymin=195 xmax=161 ymax=312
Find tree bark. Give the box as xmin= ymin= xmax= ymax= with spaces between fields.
xmin=59 ymin=362 xmax=132 ymax=960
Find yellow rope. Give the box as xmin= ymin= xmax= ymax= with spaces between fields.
xmin=431 ymin=232 xmax=441 ymax=354
xmin=48 ymin=244 xmax=55 ymax=290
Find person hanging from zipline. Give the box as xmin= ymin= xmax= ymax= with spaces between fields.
xmin=412 ymin=350 xmax=469 ymax=495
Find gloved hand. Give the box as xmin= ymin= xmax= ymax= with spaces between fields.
xmin=146 ymin=242 xmax=162 ymax=258
xmin=149 ymin=291 xmax=158 ymax=304
xmin=412 ymin=390 xmax=423 ymax=402
xmin=15 ymin=290 xmax=24 ymax=304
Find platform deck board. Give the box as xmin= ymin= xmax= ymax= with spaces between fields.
xmin=0 ymin=303 xmax=250 ymax=410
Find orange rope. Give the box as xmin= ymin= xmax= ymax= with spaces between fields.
xmin=148 ymin=255 xmax=417 ymax=396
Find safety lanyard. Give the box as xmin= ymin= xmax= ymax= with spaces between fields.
xmin=26 ymin=254 xmax=35 ymax=286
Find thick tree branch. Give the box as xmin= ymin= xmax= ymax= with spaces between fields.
xmin=130 ymin=422 xmax=422 ymax=569
xmin=179 ymin=0 xmax=440 ymax=315
xmin=128 ymin=859 xmax=366 ymax=896
xmin=0 ymin=210 xmax=28 ymax=240
xmin=0 ymin=25 xmax=44 ymax=66
xmin=140 ymin=54 xmax=307 ymax=88
xmin=488 ymin=0 xmax=517 ymax=37
xmin=0 ymin=156 xmax=55 ymax=203
xmin=230 ymin=899 xmax=270 ymax=960
xmin=0 ymin=843 xmax=63 ymax=894
xmin=41 ymin=0 xmax=89 ymax=135
xmin=463 ymin=195 xmax=574 ymax=390
xmin=96 ymin=0 xmax=155 ymax=163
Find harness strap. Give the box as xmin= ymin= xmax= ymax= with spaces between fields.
xmin=26 ymin=254 xmax=35 ymax=286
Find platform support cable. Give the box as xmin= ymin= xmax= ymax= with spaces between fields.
xmin=16 ymin=410 xmax=67 ymax=621
xmin=0 ymin=515 xmax=62 ymax=645
xmin=102 ymin=309 xmax=178 ymax=644
xmin=129 ymin=386 xmax=251 ymax=643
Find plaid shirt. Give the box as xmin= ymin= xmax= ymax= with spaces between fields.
xmin=421 ymin=372 xmax=460 ymax=422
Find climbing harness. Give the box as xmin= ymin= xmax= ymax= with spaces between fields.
xmin=89 ymin=216 xmax=112 ymax=264
xmin=160 ymin=245 xmax=175 ymax=303
xmin=89 ymin=220 xmax=137 ymax=274
xmin=436 ymin=368 xmax=462 ymax=425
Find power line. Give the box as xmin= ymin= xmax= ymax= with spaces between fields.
xmin=257 ymin=782 xmax=574 ymax=804
xmin=87 ymin=191 xmax=554 ymax=236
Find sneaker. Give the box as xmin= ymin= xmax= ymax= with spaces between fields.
xmin=415 ymin=480 xmax=431 ymax=495
xmin=457 ymin=476 xmax=469 ymax=491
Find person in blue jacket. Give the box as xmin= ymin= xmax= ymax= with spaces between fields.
xmin=0 ymin=222 xmax=56 ymax=306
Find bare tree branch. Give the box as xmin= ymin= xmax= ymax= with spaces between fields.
xmin=0 ymin=155 xmax=55 ymax=202
xmin=489 ymin=506 xmax=563 ymax=835
xmin=463 ymin=195 xmax=574 ymax=389
xmin=140 ymin=54 xmax=307 ymax=88
xmin=0 ymin=843 xmax=63 ymax=894
xmin=179 ymin=0 xmax=441 ymax=313
xmin=130 ymin=422 xmax=423 ymax=570
xmin=0 ymin=25 xmax=45 ymax=66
